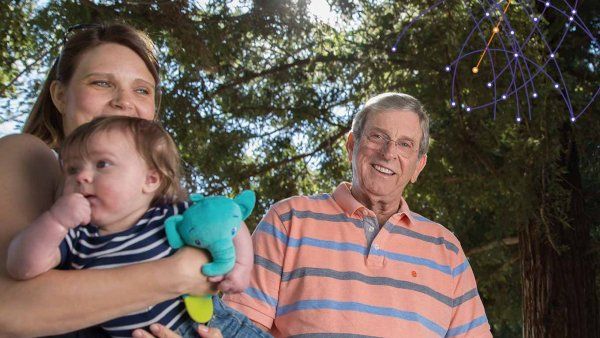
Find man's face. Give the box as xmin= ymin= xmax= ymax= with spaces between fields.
xmin=346 ymin=109 xmax=427 ymax=204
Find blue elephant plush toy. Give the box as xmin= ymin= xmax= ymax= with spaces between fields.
xmin=165 ymin=190 xmax=255 ymax=323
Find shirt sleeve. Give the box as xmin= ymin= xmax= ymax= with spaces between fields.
xmin=57 ymin=229 xmax=78 ymax=269
xmin=170 ymin=201 xmax=189 ymax=216
xmin=224 ymin=203 xmax=288 ymax=330
xmin=445 ymin=238 xmax=493 ymax=337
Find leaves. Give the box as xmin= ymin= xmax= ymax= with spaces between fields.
xmin=1 ymin=1 xmax=598 ymax=335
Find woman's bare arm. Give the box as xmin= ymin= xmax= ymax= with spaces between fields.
xmin=1 ymin=248 xmax=213 ymax=336
xmin=0 ymin=134 xmax=215 ymax=337
xmin=7 ymin=192 xmax=91 ymax=280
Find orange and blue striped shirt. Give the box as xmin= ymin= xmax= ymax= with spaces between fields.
xmin=225 ymin=183 xmax=492 ymax=337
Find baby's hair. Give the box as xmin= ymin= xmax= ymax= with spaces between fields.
xmin=60 ymin=116 xmax=186 ymax=205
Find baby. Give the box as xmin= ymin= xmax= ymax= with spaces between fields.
xmin=7 ymin=116 xmax=253 ymax=337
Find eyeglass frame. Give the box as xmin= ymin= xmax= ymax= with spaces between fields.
xmin=363 ymin=130 xmax=418 ymax=158
xmin=62 ymin=23 xmax=104 ymax=44
xmin=55 ymin=23 xmax=106 ymax=76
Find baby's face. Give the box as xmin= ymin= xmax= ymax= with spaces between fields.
xmin=62 ymin=129 xmax=157 ymax=233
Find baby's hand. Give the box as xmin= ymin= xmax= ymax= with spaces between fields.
xmin=49 ymin=193 xmax=91 ymax=229
xmin=208 ymin=262 xmax=252 ymax=294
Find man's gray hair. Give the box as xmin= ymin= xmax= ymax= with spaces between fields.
xmin=351 ymin=92 xmax=430 ymax=157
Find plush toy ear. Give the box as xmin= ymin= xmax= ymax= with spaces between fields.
xmin=190 ymin=193 xmax=205 ymax=203
xmin=165 ymin=215 xmax=185 ymax=249
xmin=234 ymin=190 xmax=256 ymax=220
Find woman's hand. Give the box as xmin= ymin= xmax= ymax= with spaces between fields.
xmin=166 ymin=247 xmax=219 ymax=296
xmin=132 ymin=323 xmax=223 ymax=338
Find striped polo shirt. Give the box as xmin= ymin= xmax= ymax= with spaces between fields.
xmin=224 ymin=183 xmax=491 ymax=337
xmin=59 ymin=202 xmax=191 ymax=338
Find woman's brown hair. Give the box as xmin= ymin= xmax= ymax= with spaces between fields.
xmin=23 ymin=23 xmax=161 ymax=149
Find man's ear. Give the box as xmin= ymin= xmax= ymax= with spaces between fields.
xmin=345 ymin=132 xmax=355 ymax=162
xmin=410 ymin=154 xmax=427 ymax=183
xmin=143 ymin=170 xmax=162 ymax=194
xmin=50 ymin=81 xmax=67 ymax=114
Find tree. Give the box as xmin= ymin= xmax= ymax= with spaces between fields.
xmin=1 ymin=1 xmax=598 ymax=335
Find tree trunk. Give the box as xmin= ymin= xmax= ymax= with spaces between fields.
xmin=520 ymin=123 xmax=599 ymax=337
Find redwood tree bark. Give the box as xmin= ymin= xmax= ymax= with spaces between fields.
xmin=520 ymin=123 xmax=599 ymax=337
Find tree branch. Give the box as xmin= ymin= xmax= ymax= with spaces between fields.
xmin=466 ymin=236 xmax=519 ymax=256
xmin=245 ymin=125 xmax=350 ymax=178
xmin=206 ymin=53 xmax=359 ymax=100
xmin=0 ymin=43 xmax=61 ymax=96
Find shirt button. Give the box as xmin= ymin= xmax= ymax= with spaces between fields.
xmin=372 ymin=244 xmax=380 ymax=250
xmin=368 ymin=226 xmax=375 ymax=232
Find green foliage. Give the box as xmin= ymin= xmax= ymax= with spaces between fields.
xmin=1 ymin=0 xmax=598 ymax=335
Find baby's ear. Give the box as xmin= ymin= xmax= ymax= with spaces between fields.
xmin=143 ymin=169 xmax=161 ymax=194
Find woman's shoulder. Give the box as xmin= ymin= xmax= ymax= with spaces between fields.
xmin=0 ymin=133 xmax=61 ymax=251
xmin=0 ymin=133 xmax=58 ymax=163
xmin=0 ymin=133 xmax=61 ymax=203
xmin=0 ymin=132 xmax=51 ymax=148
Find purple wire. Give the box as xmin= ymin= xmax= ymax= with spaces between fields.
xmin=391 ymin=0 xmax=598 ymax=122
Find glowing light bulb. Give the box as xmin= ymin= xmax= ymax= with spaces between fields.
xmin=466 ymin=107 xmax=471 ymax=112
xmin=502 ymin=94 xmax=507 ymax=100
xmin=569 ymin=17 xmax=573 ymax=21
xmin=510 ymin=30 xmax=515 ymax=35
xmin=445 ymin=66 xmax=451 ymax=72
xmin=571 ymin=9 xmax=576 ymax=14
xmin=554 ymin=83 xmax=560 ymax=89
xmin=550 ymin=53 xmax=555 ymax=58
xmin=472 ymin=67 xmax=479 ymax=74
xmin=493 ymin=27 xmax=499 ymax=33
xmin=514 ymin=53 xmax=519 ymax=58
xmin=570 ymin=117 xmax=576 ymax=122
xmin=545 ymin=2 xmax=550 ymax=6
xmin=516 ymin=117 xmax=522 ymax=122
xmin=487 ymin=82 xmax=492 ymax=88
xmin=391 ymin=46 xmax=397 ymax=52
xmin=533 ymin=17 xmax=538 ymax=22
xmin=532 ymin=92 xmax=538 ymax=98
xmin=450 ymin=101 xmax=456 ymax=107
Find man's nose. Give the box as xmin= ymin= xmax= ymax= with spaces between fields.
xmin=380 ymin=140 xmax=399 ymax=159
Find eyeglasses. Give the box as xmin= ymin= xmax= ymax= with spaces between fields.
xmin=55 ymin=23 xmax=104 ymax=73
xmin=365 ymin=132 xmax=416 ymax=158
xmin=62 ymin=23 xmax=103 ymax=44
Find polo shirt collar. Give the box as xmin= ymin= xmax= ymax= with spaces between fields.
xmin=332 ymin=182 xmax=416 ymax=227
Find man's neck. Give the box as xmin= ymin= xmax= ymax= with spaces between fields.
xmin=350 ymin=189 xmax=403 ymax=226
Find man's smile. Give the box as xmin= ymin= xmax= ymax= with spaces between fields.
xmin=372 ymin=163 xmax=396 ymax=175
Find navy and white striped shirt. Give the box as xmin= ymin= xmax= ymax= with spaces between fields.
xmin=59 ymin=202 xmax=192 ymax=338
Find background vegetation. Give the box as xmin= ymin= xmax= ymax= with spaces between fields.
xmin=1 ymin=1 xmax=598 ymax=336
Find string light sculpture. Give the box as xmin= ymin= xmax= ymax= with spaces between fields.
xmin=391 ymin=0 xmax=598 ymax=123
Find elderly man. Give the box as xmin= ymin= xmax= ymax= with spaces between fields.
xmin=224 ymin=93 xmax=492 ymax=337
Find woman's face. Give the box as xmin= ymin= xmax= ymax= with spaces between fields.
xmin=51 ymin=43 xmax=157 ymax=136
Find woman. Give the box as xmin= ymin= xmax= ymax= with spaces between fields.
xmin=0 ymin=23 xmax=219 ymax=337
